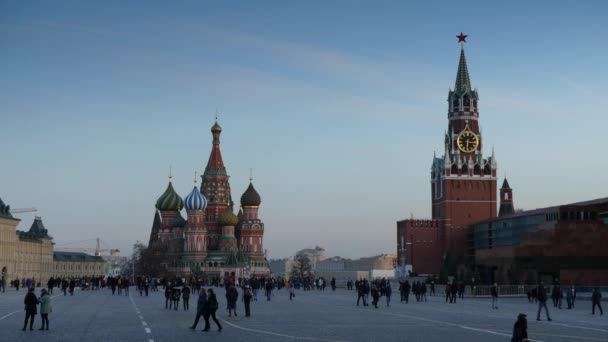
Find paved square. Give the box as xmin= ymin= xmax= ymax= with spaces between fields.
xmin=1 ymin=286 xmax=606 ymax=341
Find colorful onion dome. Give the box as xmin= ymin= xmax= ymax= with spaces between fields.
xmin=172 ymin=212 xmax=186 ymax=228
xmin=211 ymin=121 xmax=222 ymax=134
xmin=240 ymin=182 xmax=261 ymax=207
xmin=184 ymin=186 xmax=207 ymax=211
xmin=218 ymin=207 xmax=239 ymax=226
xmin=155 ymin=181 xmax=184 ymax=211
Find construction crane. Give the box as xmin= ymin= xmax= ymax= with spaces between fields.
xmin=9 ymin=207 xmax=37 ymax=214
xmin=55 ymin=237 xmax=120 ymax=256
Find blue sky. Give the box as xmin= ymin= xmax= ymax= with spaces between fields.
xmin=2 ymin=1 xmax=607 ymax=259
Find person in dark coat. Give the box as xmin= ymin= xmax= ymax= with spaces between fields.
xmin=164 ymin=285 xmax=172 ymax=309
xmin=243 ymin=285 xmax=253 ymax=317
xmin=356 ymin=281 xmax=367 ymax=306
xmin=189 ymin=288 xmax=207 ymax=330
xmin=491 ymin=283 xmax=499 ymax=309
xmin=171 ymin=287 xmax=181 ymax=311
xmin=385 ymin=283 xmax=392 ymax=307
xmin=226 ymin=285 xmax=238 ymax=317
xmin=591 ymin=288 xmax=603 ymax=315
xmin=371 ymin=285 xmax=380 ymax=309
xmin=203 ymin=288 xmax=222 ymax=332
xmin=511 ymin=313 xmax=529 ymax=342
xmin=403 ymin=280 xmax=411 ymax=303
xmin=182 ymin=285 xmax=191 ymax=311
xmin=23 ymin=288 xmax=39 ymax=331
xmin=536 ymin=282 xmax=552 ymax=321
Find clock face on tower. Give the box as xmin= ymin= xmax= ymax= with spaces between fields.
xmin=457 ymin=130 xmax=479 ymax=153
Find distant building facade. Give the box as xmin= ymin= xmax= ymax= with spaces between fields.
xmin=53 ymin=252 xmax=105 ymax=279
xmin=0 ymin=201 xmax=54 ymax=286
xmin=473 ymin=197 xmax=608 ymax=285
xmin=1 ymin=198 xmax=106 ymax=286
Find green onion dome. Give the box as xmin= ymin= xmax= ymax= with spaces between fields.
xmin=240 ymin=182 xmax=261 ymax=207
xmin=155 ymin=181 xmax=184 ymax=211
xmin=218 ymin=207 xmax=239 ymax=227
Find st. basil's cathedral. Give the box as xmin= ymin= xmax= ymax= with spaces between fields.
xmin=149 ymin=120 xmax=270 ymax=279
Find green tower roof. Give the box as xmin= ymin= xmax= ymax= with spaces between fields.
xmin=454 ymin=46 xmax=472 ymax=94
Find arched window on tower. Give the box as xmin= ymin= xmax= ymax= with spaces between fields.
xmin=461 ymin=164 xmax=469 ymax=176
xmin=473 ymin=164 xmax=481 ymax=175
xmin=452 ymin=96 xmax=459 ymax=111
xmin=504 ymin=192 xmax=509 ymax=201
xmin=451 ymin=163 xmax=458 ymax=175
xmin=463 ymin=94 xmax=470 ymax=107
xmin=483 ymin=163 xmax=491 ymax=176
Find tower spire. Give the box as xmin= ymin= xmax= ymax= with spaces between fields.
xmin=455 ymin=33 xmax=472 ymax=94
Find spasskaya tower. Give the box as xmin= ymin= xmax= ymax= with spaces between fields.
xmin=431 ymin=33 xmax=497 ymax=257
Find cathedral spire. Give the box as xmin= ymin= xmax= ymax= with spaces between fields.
xmin=204 ymin=119 xmax=227 ymax=177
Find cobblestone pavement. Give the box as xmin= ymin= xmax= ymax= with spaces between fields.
xmin=1 ymin=287 xmax=607 ymax=341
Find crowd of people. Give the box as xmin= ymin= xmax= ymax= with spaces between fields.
xmin=6 ymin=271 xmax=605 ymax=342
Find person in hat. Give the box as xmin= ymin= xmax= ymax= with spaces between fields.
xmin=38 ymin=288 xmax=52 ymax=330
xmin=511 ymin=313 xmax=529 ymax=342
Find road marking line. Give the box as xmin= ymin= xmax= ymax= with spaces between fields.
xmin=145 ymin=327 xmax=151 ymax=334
xmin=0 ymin=310 xmax=20 ymax=321
xmin=149 ymin=339 xmax=154 ymax=342
xmin=547 ymin=322 xmax=608 ymax=333
xmin=142 ymin=321 xmax=147 ymax=326
xmin=220 ymin=318 xmax=350 ymax=342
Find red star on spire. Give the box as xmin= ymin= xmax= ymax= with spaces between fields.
xmin=457 ymin=32 xmax=468 ymax=43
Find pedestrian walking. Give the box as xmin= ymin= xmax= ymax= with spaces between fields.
xmin=172 ymin=287 xmax=181 ymax=311
xmin=511 ymin=313 xmax=529 ymax=342
xmin=189 ymin=288 xmax=207 ymax=330
xmin=182 ymin=285 xmax=191 ymax=311
xmin=386 ymin=283 xmax=392 ymax=307
xmin=289 ymin=282 xmax=295 ymax=301
xmin=566 ymin=285 xmax=576 ymax=309
xmin=226 ymin=284 xmax=238 ymax=317
xmin=243 ymin=285 xmax=253 ymax=317
xmin=164 ymin=286 xmax=172 ymax=309
xmin=591 ymin=288 xmax=603 ymax=315
xmin=203 ymin=288 xmax=222 ymax=332
xmin=536 ymin=282 xmax=552 ymax=321
xmin=22 ymin=288 xmax=39 ymax=331
xmin=491 ymin=283 xmax=499 ymax=309
xmin=38 ymin=288 xmax=51 ymax=330
xmin=371 ymin=285 xmax=380 ymax=309
xmin=356 ymin=281 xmax=368 ymax=306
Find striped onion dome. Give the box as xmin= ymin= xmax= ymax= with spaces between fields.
xmin=184 ymin=186 xmax=207 ymax=211
xmin=218 ymin=207 xmax=239 ymax=227
xmin=155 ymin=181 xmax=184 ymax=211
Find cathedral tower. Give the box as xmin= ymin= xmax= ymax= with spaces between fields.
xmin=183 ymin=178 xmax=209 ymax=265
xmin=237 ymin=179 xmax=265 ymax=261
xmin=201 ymin=119 xmax=233 ymax=251
xmin=155 ymin=178 xmax=184 ymax=246
xmin=431 ymin=33 xmax=497 ymax=258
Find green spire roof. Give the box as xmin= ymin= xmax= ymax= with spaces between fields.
xmin=155 ymin=181 xmax=184 ymax=211
xmin=501 ymin=178 xmax=511 ymax=189
xmin=454 ymin=46 xmax=472 ymax=94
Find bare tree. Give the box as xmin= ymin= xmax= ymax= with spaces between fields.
xmin=290 ymin=254 xmax=313 ymax=279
